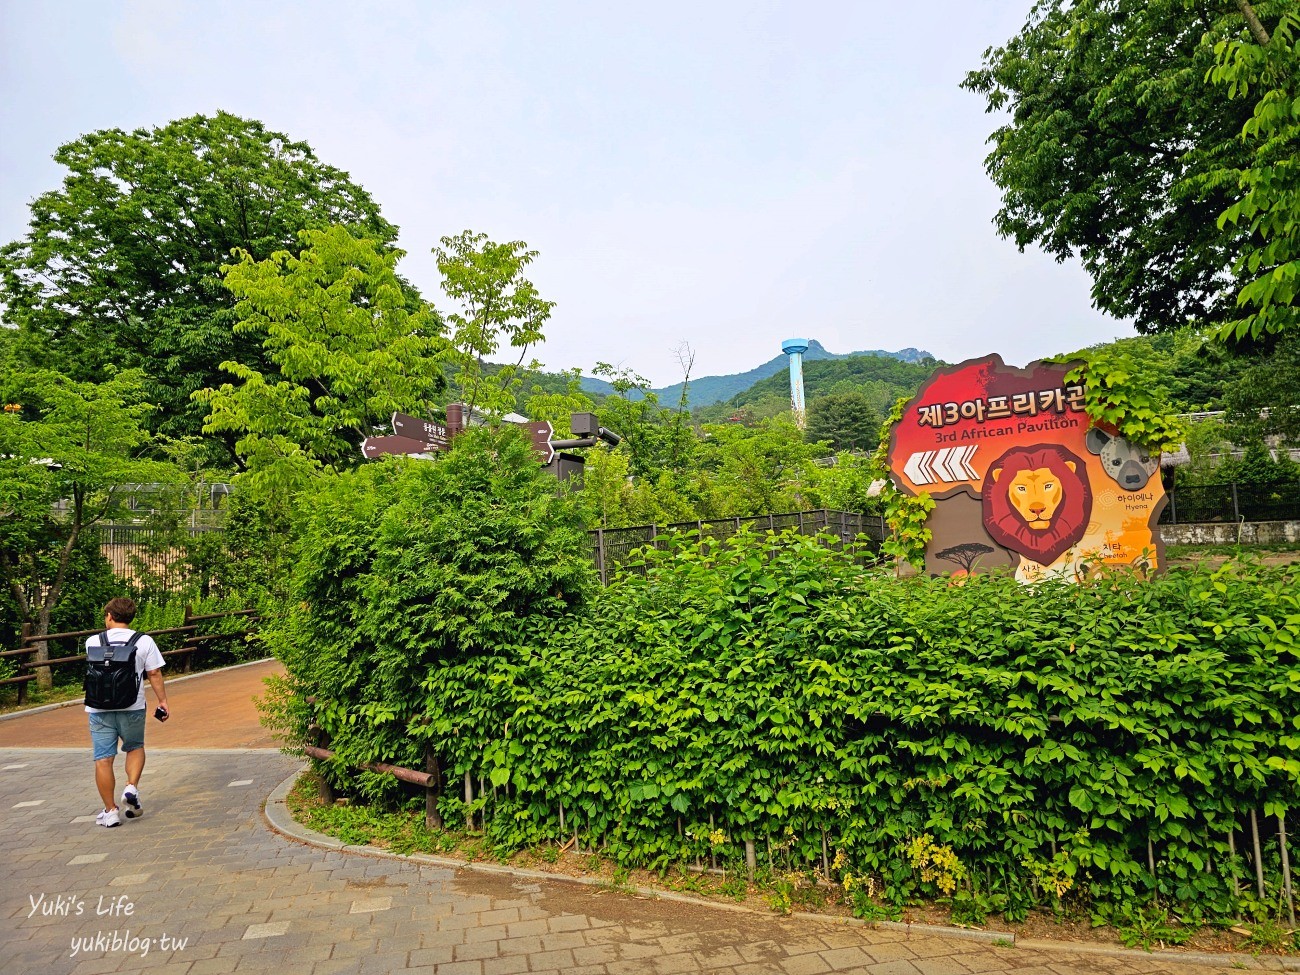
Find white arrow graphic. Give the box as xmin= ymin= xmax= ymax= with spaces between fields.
xmin=904 ymin=446 xmax=979 ymax=486
xmin=904 ymin=450 xmax=936 ymax=484
xmin=955 ymin=445 xmax=979 ymax=479
xmin=935 ymin=449 xmax=961 ymax=482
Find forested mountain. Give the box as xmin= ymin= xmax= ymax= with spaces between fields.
xmin=579 ymin=340 xmax=933 ymax=407
xmin=688 ymin=351 xmax=939 ymax=435
xmin=729 ymin=353 xmax=939 ymax=408
xmin=519 ymin=329 xmax=1265 ymax=439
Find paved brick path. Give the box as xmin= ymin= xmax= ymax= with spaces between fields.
xmin=1 ymin=749 xmax=1250 ymax=975
xmin=0 ymin=663 xmax=1257 ymax=974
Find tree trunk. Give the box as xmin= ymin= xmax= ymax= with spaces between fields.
xmin=424 ymin=745 xmax=443 ymax=830
xmin=31 ymin=494 xmax=84 ymax=692
xmin=33 ymin=604 xmax=53 ymax=691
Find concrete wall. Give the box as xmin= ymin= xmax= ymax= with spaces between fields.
xmin=1160 ymin=520 xmax=1300 ymax=545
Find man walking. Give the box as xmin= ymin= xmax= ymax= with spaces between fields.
xmin=84 ymin=597 xmax=170 ymax=827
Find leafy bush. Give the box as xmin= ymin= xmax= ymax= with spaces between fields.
xmin=274 ymin=463 xmax=1300 ymax=924
xmin=130 ymin=593 xmax=247 ymax=632
xmin=264 ymin=426 xmax=595 ymax=800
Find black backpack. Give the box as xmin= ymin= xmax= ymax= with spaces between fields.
xmin=84 ymin=631 xmax=145 ymax=710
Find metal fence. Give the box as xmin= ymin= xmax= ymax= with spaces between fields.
xmin=590 ymin=509 xmax=886 ymax=585
xmin=92 ymin=511 xmax=884 ymax=591
xmin=95 ymin=524 xmax=222 ymax=585
xmin=92 ymin=482 xmax=1299 ymax=592
xmin=1162 ymin=480 xmax=1300 ymax=525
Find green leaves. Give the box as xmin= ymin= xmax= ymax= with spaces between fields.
xmin=1207 ymin=10 xmax=1300 ymax=342
xmin=432 ymin=231 xmax=554 ymax=419
xmin=276 ymin=510 xmax=1299 ymax=922
xmin=805 ymin=390 xmax=882 ymax=452
xmin=1056 ymin=347 xmax=1184 ymax=453
xmin=267 ymin=425 xmax=593 ymax=804
xmin=0 ymin=112 xmax=397 ymax=458
xmin=971 ymin=2 xmax=1300 ymax=344
xmin=197 ymin=227 xmax=448 ymax=491
xmin=963 ymin=0 xmax=1257 ymax=335
xmin=0 ymin=368 xmax=184 ymax=630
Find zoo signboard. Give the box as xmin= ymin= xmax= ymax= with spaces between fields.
xmin=886 ymin=355 xmax=1167 ymax=582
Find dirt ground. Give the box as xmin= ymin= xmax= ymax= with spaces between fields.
xmin=1165 ymin=549 xmax=1300 ymax=569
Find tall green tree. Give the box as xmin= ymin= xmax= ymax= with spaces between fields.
xmin=0 ymin=112 xmax=396 ymax=459
xmin=195 ymin=227 xmax=448 ymax=493
xmin=578 ymin=448 xmax=698 ymax=529
xmin=521 ymin=368 xmax=596 ymax=438
xmin=432 ymin=232 xmax=554 ymax=419
xmin=696 ymin=417 xmax=823 ymax=516
xmin=962 ymin=1 xmax=1269 ymax=333
xmin=592 ymin=364 xmax=697 ymax=479
xmin=1223 ymin=332 xmax=1300 ymax=445
xmin=0 ymin=370 xmax=179 ymax=684
xmin=805 ymin=390 xmax=880 ymax=451
xmin=1211 ymin=7 xmax=1300 ymax=341
xmin=803 ymin=452 xmax=885 ymax=516
xmin=264 ymin=427 xmax=593 ymax=804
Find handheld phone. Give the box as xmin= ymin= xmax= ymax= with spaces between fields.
xmin=154 ymin=706 xmax=169 ymax=722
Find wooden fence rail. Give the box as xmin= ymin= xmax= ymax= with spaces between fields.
xmin=303 ymin=742 xmax=442 ymax=831
xmin=0 ymin=606 xmax=259 ymax=705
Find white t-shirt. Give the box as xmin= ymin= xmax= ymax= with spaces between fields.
xmin=84 ymin=627 xmax=166 ymax=713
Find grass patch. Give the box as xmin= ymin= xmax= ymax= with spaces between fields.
xmin=286 ymin=775 xmax=457 ymax=856
xmin=1165 ymin=541 xmax=1300 ymax=558
xmin=0 ymin=681 xmax=86 ymax=715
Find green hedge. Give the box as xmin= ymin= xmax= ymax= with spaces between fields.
xmin=272 ymin=451 xmax=1299 ymax=923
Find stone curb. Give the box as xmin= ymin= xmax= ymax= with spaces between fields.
xmin=262 ymin=767 xmax=1297 ymax=970
xmin=1015 ymin=938 xmax=1300 ymax=972
xmin=0 ymin=656 xmax=277 ymax=721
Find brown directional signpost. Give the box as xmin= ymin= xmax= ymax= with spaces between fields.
xmin=391 ymin=412 xmax=452 ymax=449
xmin=360 ymin=434 xmax=437 ymax=459
xmin=359 ymin=410 xmax=600 ymax=471
xmin=518 ymin=420 xmax=554 ymax=465
xmin=359 ymin=412 xmax=454 ymax=459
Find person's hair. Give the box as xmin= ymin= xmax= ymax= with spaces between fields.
xmin=104 ymin=596 xmax=137 ymax=625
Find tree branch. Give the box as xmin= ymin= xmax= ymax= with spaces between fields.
xmin=1236 ymin=0 xmax=1271 ymax=46
xmin=0 ymin=548 xmax=31 ymax=621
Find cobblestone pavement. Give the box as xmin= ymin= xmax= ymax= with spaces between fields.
xmin=2 ymin=747 xmax=1248 ymax=975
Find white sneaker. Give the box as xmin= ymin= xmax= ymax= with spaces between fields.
xmin=122 ymin=786 xmax=142 ymax=819
xmin=96 ymin=808 xmax=120 ymax=828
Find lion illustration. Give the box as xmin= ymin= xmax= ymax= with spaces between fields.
xmin=982 ymin=444 xmax=1093 ymax=574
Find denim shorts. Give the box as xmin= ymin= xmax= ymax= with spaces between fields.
xmin=88 ymin=710 xmax=146 ymax=760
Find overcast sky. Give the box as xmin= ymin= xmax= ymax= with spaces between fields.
xmin=1 ymin=1 xmax=1137 ymax=387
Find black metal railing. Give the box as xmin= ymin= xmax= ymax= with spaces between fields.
xmin=1162 ymin=480 xmax=1300 ymax=525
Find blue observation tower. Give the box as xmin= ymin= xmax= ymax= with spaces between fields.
xmin=781 ymin=339 xmax=810 ymax=429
